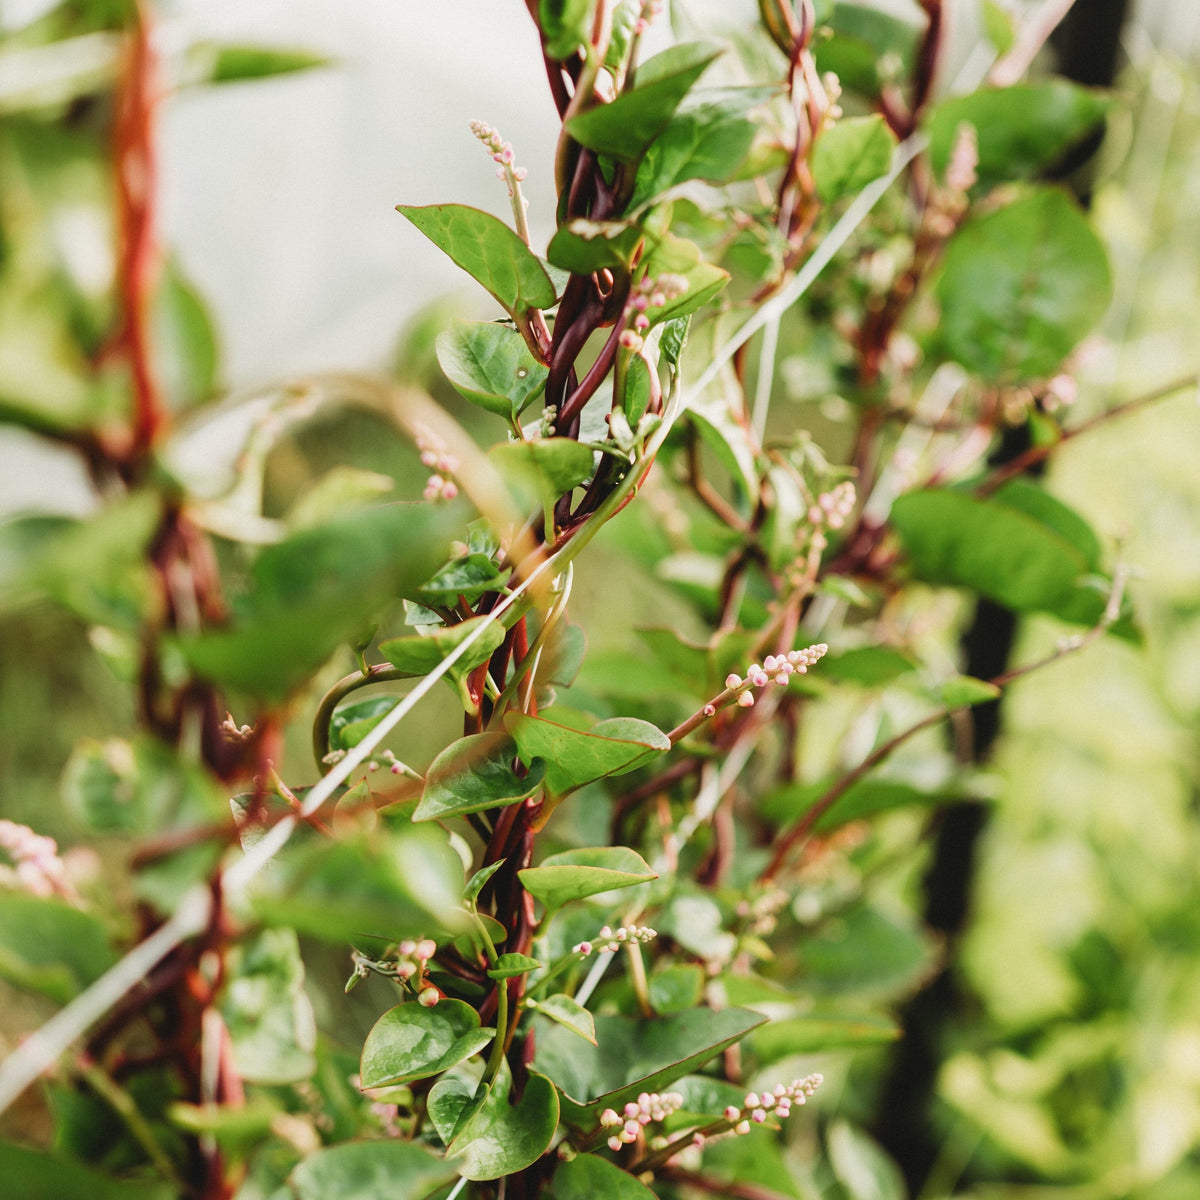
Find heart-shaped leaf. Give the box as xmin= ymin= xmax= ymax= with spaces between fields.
xmin=447 ymin=1060 xmax=560 ymax=1180
xmin=290 ymin=1140 xmax=456 ymax=1200
xmin=327 ymin=696 xmax=397 ymax=752
xmin=360 ymin=999 xmax=495 ymax=1088
xmin=519 ymin=846 xmax=657 ymax=910
xmin=506 ymin=713 xmax=670 ymax=796
xmin=534 ymin=1006 xmax=766 ymax=1124
xmin=398 ymin=204 xmax=556 ymax=317
xmin=436 ymin=321 xmax=548 ymax=418
xmin=490 ymin=438 xmax=596 ymax=508
xmin=427 ymin=1074 xmax=478 ymax=1145
xmin=553 ymin=1153 xmax=660 ymax=1199
xmin=531 ymin=993 xmax=597 ymax=1045
xmin=415 ymin=732 xmax=546 ymax=822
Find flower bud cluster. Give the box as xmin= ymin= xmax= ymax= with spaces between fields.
xmin=572 ymin=924 xmax=657 ymax=958
xmin=0 ymin=819 xmax=74 ymax=901
xmin=927 ymin=123 xmax=978 ymax=237
xmin=601 ymin=1090 xmax=683 ymax=1151
xmin=619 ymin=273 xmax=690 ymax=353
xmin=735 ymin=885 xmax=790 ymax=937
xmin=635 ymin=0 xmax=665 ymax=36
xmin=709 ymin=1074 xmax=824 ymax=1141
xmin=469 ymin=119 xmax=529 ymax=195
xmin=348 ymin=938 xmax=439 ymax=1000
xmin=415 ymin=423 xmax=459 ymax=502
xmin=364 ymin=748 xmax=407 ymax=777
xmin=808 ymin=481 xmax=855 ymax=531
xmin=724 ymin=643 xmax=829 ymax=708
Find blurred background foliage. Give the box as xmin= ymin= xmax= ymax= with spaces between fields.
xmin=1 ymin=1 xmax=1200 ymax=1198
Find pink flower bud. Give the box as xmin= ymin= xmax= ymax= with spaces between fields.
xmin=737 ymin=691 xmax=755 ymax=707
xmin=724 ymin=1106 xmax=741 ymax=1122
xmin=417 ymin=986 xmax=440 ymax=1007
xmin=735 ymin=1120 xmax=751 ymax=1136
xmin=608 ymin=1135 xmax=623 ymax=1152
xmin=725 ymin=673 xmax=742 ymax=689
xmin=752 ymin=1108 xmax=767 ymax=1123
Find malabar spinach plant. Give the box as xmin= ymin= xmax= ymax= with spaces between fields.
xmin=1 ymin=2 xmax=1186 ymax=1198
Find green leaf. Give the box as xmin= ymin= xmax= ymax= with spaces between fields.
xmin=553 ymin=1153 xmax=660 ymax=1199
xmin=891 ymin=487 xmax=1102 ymax=622
xmin=436 ymin=321 xmax=548 ymax=418
xmin=547 ymin=219 xmax=643 ymax=274
xmin=154 ymin=256 xmax=219 ymax=412
xmin=0 ymin=491 xmax=160 ymax=631
xmin=630 ymin=91 xmax=764 ymax=208
xmin=252 ymin=825 xmax=463 ymax=946
xmin=0 ymin=1143 xmax=173 ymax=1200
xmin=540 ymin=0 xmax=595 ymax=59
xmin=427 ymin=1075 xmax=476 ymax=1144
xmin=464 ymin=858 xmax=507 ymax=904
xmin=982 ymin=0 xmax=1016 ymax=53
xmin=328 ymin=697 xmax=397 ymax=753
xmin=488 ymin=952 xmax=543 ymax=980
xmin=639 ymin=229 xmax=729 ymax=323
xmin=751 ymin=1012 xmax=901 ymax=1063
xmin=927 ymin=82 xmax=1110 ymax=189
xmin=519 ymin=846 xmax=657 ymax=910
xmin=360 ymin=999 xmax=495 ymax=1087
xmin=180 ymin=502 xmax=449 ymax=703
xmin=507 ymin=712 xmax=671 ymax=797
xmin=416 ymin=732 xmax=546 ymax=822
xmin=447 ymin=1060 xmax=560 ymax=1180
xmin=933 ymin=188 xmax=1112 ymax=382
xmin=827 ymin=1120 xmax=907 ymax=1200
xmin=531 ymin=993 xmax=597 ymax=1044
xmin=285 ymin=465 xmax=394 ymax=530
xmin=821 ymin=646 xmax=917 ymax=686
xmin=222 ymin=929 xmax=316 ymax=1085
xmin=380 ymin=615 xmax=506 ymax=677
xmin=187 ymin=42 xmax=330 ymax=85
xmin=762 ymin=777 xmax=952 ymax=832
xmin=566 ymin=42 xmax=722 ymax=163
xmin=290 ymin=1140 xmax=456 ymax=1200
xmin=649 ymin=963 xmax=705 ymax=1014
xmin=534 ymin=1006 xmax=767 ymax=1122
xmin=939 ymin=675 xmax=1002 ymax=708
xmin=416 ymin=553 xmax=511 ymax=605
xmin=811 ymin=114 xmax=897 ymax=202
xmin=992 ymin=477 xmax=1102 ymax=569
xmin=490 ymin=438 xmax=596 ymax=514
xmin=0 ymin=894 xmax=115 ymax=1004
xmin=398 ymin=204 xmax=556 ymax=317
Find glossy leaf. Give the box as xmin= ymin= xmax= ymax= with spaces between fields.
xmin=539 ymin=0 xmax=595 ymax=59
xmin=447 ymin=1060 xmax=560 ymax=1180
xmin=811 ymin=114 xmax=897 ymax=202
xmin=751 ymin=1012 xmax=901 ymax=1064
xmin=827 ymin=1120 xmax=907 ymax=1200
xmin=416 ymin=732 xmax=546 ymax=822
xmin=188 ymin=42 xmax=330 ymax=85
xmin=939 ymin=675 xmax=1002 ymax=708
xmin=290 ymin=1140 xmax=456 ymax=1200
xmin=519 ymin=846 xmax=657 ymax=910
xmin=547 ymin=219 xmax=643 ymax=274
xmin=649 ymin=963 xmax=705 ymax=1014
xmin=820 ymin=646 xmax=918 ymax=686
xmin=566 ymin=42 xmax=722 ymax=163
xmin=534 ymin=1005 xmax=766 ymax=1123
xmin=531 ymin=993 xmax=597 ymax=1044
xmin=553 ymin=1153 xmax=659 ymax=1199
xmin=380 ymin=615 xmax=506 ymax=676
xmin=416 ymin=553 xmax=511 ymax=605
xmin=507 ymin=712 xmax=670 ymax=796
xmin=490 ymin=437 xmax=596 ymax=513
xmin=487 ymin=952 xmax=543 ymax=979
xmin=0 ymin=894 xmax=115 ymax=1004
xmin=398 ymin=203 xmax=556 ymax=317
xmin=436 ymin=320 xmax=548 ymax=417
xmin=630 ymin=90 xmax=764 ymax=207
xmin=360 ymin=999 xmax=495 ymax=1087
xmin=427 ymin=1075 xmax=476 ymax=1144
xmin=180 ymin=502 xmax=448 ymax=702
xmin=328 ymin=696 xmax=397 ymax=753
xmin=891 ymin=487 xmax=1102 ymax=622
xmin=639 ymin=228 xmax=729 ymax=323
xmin=464 ymin=858 xmax=507 ymax=904
xmin=927 ymin=81 xmax=1110 ymax=189
xmin=933 ymin=188 xmax=1112 ymax=382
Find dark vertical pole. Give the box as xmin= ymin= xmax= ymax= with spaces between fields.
xmin=867 ymin=2 xmax=1131 ymax=1191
